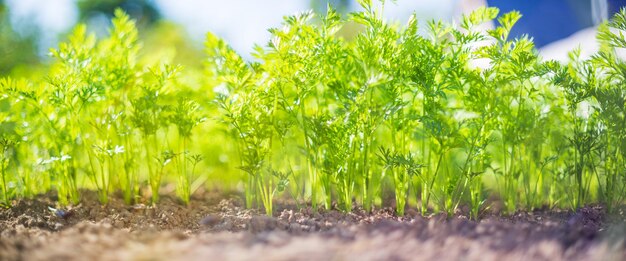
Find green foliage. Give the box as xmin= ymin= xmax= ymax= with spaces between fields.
xmin=206 ymin=4 xmax=626 ymax=217
xmin=0 ymin=9 xmax=204 ymax=206
xmin=1 ymin=4 xmax=625 ymax=218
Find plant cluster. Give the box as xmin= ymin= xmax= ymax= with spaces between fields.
xmin=0 ymin=2 xmax=625 ymax=218
xmin=0 ymin=10 xmax=205 ymax=206
xmin=208 ymin=2 xmax=626 ymax=217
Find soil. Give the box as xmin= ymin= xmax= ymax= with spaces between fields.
xmin=0 ymin=190 xmax=624 ymax=261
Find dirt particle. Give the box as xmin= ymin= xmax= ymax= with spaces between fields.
xmin=113 ymin=220 xmax=125 ymax=229
xmin=249 ymin=216 xmax=278 ymax=233
xmin=200 ymin=215 xmax=221 ymax=227
xmin=53 ymin=223 xmax=64 ymax=230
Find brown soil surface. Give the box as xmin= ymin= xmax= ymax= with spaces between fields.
xmin=0 ymin=191 xmax=625 ymax=261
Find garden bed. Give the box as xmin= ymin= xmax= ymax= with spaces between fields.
xmin=1 ymin=191 xmax=624 ymax=261
xmin=2 ymin=4 xmax=626 ymax=260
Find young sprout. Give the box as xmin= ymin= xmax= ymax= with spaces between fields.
xmin=171 ymin=97 xmax=206 ymax=204
xmin=0 ymin=136 xmax=18 ymax=205
xmin=91 ymin=143 xmax=125 ymax=204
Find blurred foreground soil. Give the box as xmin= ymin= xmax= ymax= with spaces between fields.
xmin=0 ymin=191 xmax=624 ymax=261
